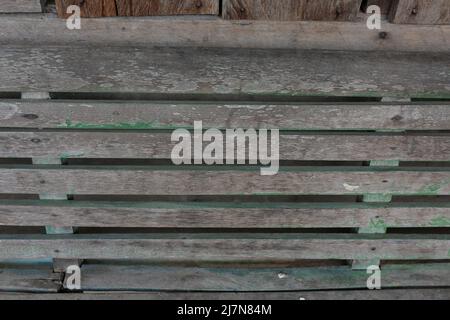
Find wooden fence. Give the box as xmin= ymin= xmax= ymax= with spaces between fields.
xmin=0 ymin=0 xmax=449 ymax=300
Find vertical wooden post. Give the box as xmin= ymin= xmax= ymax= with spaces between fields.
xmin=352 ymin=97 xmax=410 ymax=270
xmin=23 ymin=92 xmax=82 ymax=273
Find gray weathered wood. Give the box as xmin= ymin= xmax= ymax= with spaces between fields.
xmin=0 ymin=234 xmax=449 ymax=261
xmin=223 ymin=0 xmax=362 ymax=21
xmin=1 ymin=46 xmax=449 ymax=98
xmin=0 ymin=268 xmax=61 ymax=293
xmin=0 ymin=201 xmax=448 ymax=229
xmin=0 ymin=167 xmax=449 ymax=196
xmin=1 ymin=289 xmax=449 ymax=300
xmin=1 ymin=15 xmax=450 ymax=52
xmin=79 ymin=263 xmax=450 ymax=291
xmin=0 ymin=0 xmax=42 ymax=13
xmin=1 ymin=132 xmax=449 ymax=161
xmin=390 ymin=0 xmax=450 ymax=24
xmin=2 ymin=101 xmax=450 ymax=130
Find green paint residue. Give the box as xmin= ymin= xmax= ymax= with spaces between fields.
xmin=59 ymin=119 xmax=177 ymax=130
xmin=429 ymin=217 xmax=450 ymax=227
xmin=60 ymin=151 xmax=85 ymax=161
xmin=364 ymin=218 xmax=388 ymax=233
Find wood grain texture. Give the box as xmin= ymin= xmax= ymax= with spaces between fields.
xmin=79 ymin=263 xmax=450 ymax=291
xmin=1 ymin=132 xmax=450 ymax=162
xmin=2 ymin=101 xmax=450 ymax=130
xmin=390 ymin=0 xmax=450 ymax=24
xmin=1 ymin=46 xmax=450 ymax=98
xmin=0 ymin=268 xmax=61 ymax=293
xmin=1 ymin=289 xmax=449 ymax=300
xmin=0 ymin=0 xmax=42 ymax=13
xmin=0 ymin=167 xmax=449 ymax=196
xmin=2 ymin=15 xmax=450 ymax=52
xmin=116 ymin=0 xmax=219 ymax=16
xmin=0 ymin=234 xmax=449 ymax=261
xmin=223 ymin=0 xmax=363 ymax=21
xmin=56 ymin=0 xmax=118 ymax=18
xmin=0 ymin=201 xmax=448 ymax=229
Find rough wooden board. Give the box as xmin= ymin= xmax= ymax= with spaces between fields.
xmin=116 ymin=0 xmax=219 ymax=16
xmin=56 ymin=0 xmax=117 ymax=18
xmin=0 ymin=201 xmax=449 ymax=229
xmin=1 ymin=46 xmax=450 ymax=98
xmin=0 ymin=268 xmax=61 ymax=293
xmin=2 ymin=15 xmax=450 ymax=52
xmin=79 ymin=263 xmax=450 ymax=291
xmin=1 ymin=289 xmax=449 ymax=300
xmin=2 ymin=101 xmax=450 ymax=130
xmin=365 ymin=0 xmax=393 ymax=15
xmin=2 ymin=132 xmax=450 ymax=161
xmin=0 ymin=167 xmax=450 ymax=196
xmin=0 ymin=0 xmax=42 ymax=13
xmin=390 ymin=0 xmax=450 ymax=24
xmin=223 ymin=0 xmax=362 ymax=21
xmin=0 ymin=233 xmax=449 ymax=261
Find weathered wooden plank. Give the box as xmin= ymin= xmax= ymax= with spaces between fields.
xmin=1 ymin=289 xmax=449 ymax=300
xmin=0 ymin=167 xmax=449 ymax=196
xmin=2 ymin=15 xmax=450 ymax=52
xmin=1 ymin=132 xmax=450 ymax=162
xmin=80 ymin=263 xmax=450 ymax=291
xmin=0 ymin=268 xmax=61 ymax=293
xmin=390 ymin=0 xmax=450 ymax=24
xmin=2 ymin=101 xmax=450 ymax=130
xmin=223 ymin=0 xmax=362 ymax=21
xmin=56 ymin=0 xmax=117 ymax=18
xmin=0 ymin=201 xmax=448 ymax=229
xmin=1 ymin=46 xmax=450 ymax=98
xmin=0 ymin=0 xmax=42 ymax=13
xmin=0 ymin=234 xmax=449 ymax=260
xmin=116 ymin=0 xmax=219 ymax=16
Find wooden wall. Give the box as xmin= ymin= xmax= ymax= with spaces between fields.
xmin=222 ymin=0 xmax=363 ymax=21
xmin=55 ymin=0 xmax=219 ymax=18
xmin=390 ymin=0 xmax=450 ymax=24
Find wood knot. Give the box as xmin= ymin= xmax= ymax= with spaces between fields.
xmin=195 ymin=0 xmax=203 ymax=8
xmin=22 ymin=113 xmax=39 ymax=120
xmin=31 ymin=138 xmax=41 ymax=144
xmin=391 ymin=115 xmax=403 ymax=122
xmin=379 ymin=31 xmax=388 ymax=39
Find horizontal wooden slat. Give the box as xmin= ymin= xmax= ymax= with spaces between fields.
xmin=223 ymin=0 xmax=362 ymax=21
xmin=0 ymin=0 xmax=42 ymax=13
xmin=2 ymin=101 xmax=450 ymax=130
xmin=0 ymin=201 xmax=449 ymax=228
xmin=390 ymin=0 xmax=450 ymax=24
xmin=0 ymin=267 xmax=60 ymax=293
xmin=0 ymin=234 xmax=449 ymax=260
xmin=2 ymin=15 xmax=450 ymax=52
xmin=80 ymin=263 xmax=450 ymax=291
xmin=1 ymin=132 xmax=449 ymax=161
xmin=0 ymin=167 xmax=449 ymax=195
xmin=1 ymin=46 xmax=450 ymax=98
xmin=1 ymin=289 xmax=449 ymax=300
